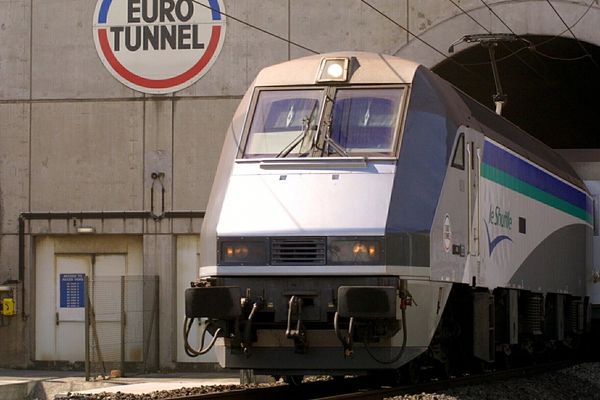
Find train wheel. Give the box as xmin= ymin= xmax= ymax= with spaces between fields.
xmin=496 ymin=351 xmax=512 ymax=370
xmin=437 ymin=357 xmax=452 ymax=379
xmin=283 ymin=375 xmax=304 ymax=385
xmin=400 ymin=360 xmax=421 ymax=384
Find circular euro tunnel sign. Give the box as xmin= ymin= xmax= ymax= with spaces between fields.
xmin=93 ymin=0 xmax=226 ymax=94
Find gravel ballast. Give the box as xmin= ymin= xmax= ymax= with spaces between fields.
xmin=57 ymin=363 xmax=600 ymax=400
xmin=386 ymin=363 xmax=600 ymax=400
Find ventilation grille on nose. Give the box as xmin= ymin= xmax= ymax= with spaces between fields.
xmin=271 ymin=237 xmax=326 ymax=265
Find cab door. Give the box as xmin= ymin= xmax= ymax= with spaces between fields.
xmin=465 ymin=129 xmax=484 ymax=286
xmin=467 ymin=139 xmax=481 ymax=257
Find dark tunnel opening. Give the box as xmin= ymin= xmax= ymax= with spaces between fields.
xmin=432 ymin=35 xmax=600 ymax=149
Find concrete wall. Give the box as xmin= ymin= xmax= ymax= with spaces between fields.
xmin=0 ymin=0 xmax=597 ymax=368
xmin=395 ymin=0 xmax=600 ymax=66
xmin=557 ymin=150 xmax=600 ymax=306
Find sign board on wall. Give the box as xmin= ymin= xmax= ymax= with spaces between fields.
xmin=59 ymin=273 xmax=85 ymax=308
xmin=93 ymin=0 xmax=226 ymax=94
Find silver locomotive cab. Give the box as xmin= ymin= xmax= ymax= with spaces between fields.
xmin=184 ymin=52 xmax=592 ymax=377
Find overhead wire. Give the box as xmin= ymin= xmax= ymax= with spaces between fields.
xmin=479 ymin=0 xmax=518 ymax=35
xmin=536 ymin=0 xmax=596 ymax=48
xmin=448 ymin=0 xmax=529 ymax=66
xmin=359 ymin=0 xmax=489 ymax=84
xmin=448 ymin=0 xmax=545 ymax=78
xmin=449 ymin=0 xmax=532 ymax=69
xmin=544 ymin=0 xmax=600 ymax=70
xmin=476 ymin=0 xmax=546 ymax=80
xmin=190 ymin=0 xmax=319 ymax=55
xmin=447 ymin=0 xmax=490 ymax=33
xmin=191 ymin=0 xmax=490 ymax=82
xmin=475 ymin=45 xmax=591 ymax=64
xmin=462 ymin=43 xmax=591 ymax=65
xmin=450 ymin=0 xmax=593 ymax=130
xmin=533 ymin=51 xmax=590 ymax=61
xmin=527 ymin=0 xmax=595 ymax=60
xmin=452 ymin=0 xmax=597 ymax=65
xmin=448 ymin=0 xmax=595 ymax=121
xmin=360 ymin=0 xmax=448 ymax=61
xmin=460 ymin=45 xmax=530 ymax=66
xmin=190 ymin=0 xmax=597 ymax=79
xmin=453 ymin=0 xmax=595 ymax=76
xmin=517 ymin=0 xmax=595 ymax=60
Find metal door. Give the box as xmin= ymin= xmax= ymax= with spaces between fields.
xmin=90 ymin=255 xmax=127 ymax=362
xmin=55 ymin=255 xmax=91 ymax=362
xmin=54 ymin=254 xmax=126 ymax=362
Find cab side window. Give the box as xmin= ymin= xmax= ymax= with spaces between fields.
xmin=451 ymin=133 xmax=465 ymax=170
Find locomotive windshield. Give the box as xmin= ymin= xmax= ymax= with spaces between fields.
xmin=244 ymin=89 xmax=323 ymax=158
xmin=329 ymin=88 xmax=403 ymax=156
xmin=242 ymin=87 xmax=404 ymax=158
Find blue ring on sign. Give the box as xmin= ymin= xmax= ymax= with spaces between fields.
xmin=97 ymin=0 xmax=220 ymax=24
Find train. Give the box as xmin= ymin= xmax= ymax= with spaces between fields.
xmin=184 ymin=52 xmax=593 ymax=381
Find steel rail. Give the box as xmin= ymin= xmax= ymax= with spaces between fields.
xmin=317 ymin=359 xmax=577 ymax=400
xmin=158 ymin=359 xmax=578 ymax=400
xmin=159 ymin=377 xmax=373 ymax=400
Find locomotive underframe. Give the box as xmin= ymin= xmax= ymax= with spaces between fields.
xmin=185 ymin=275 xmax=434 ymax=371
xmin=430 ymin=284 xmax=590 ymax=374
xmin=185 ymin=277 xmax=590 ymax=375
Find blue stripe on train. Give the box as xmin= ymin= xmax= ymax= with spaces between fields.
xmin=482 ymin=140 xmax=590 ymax=214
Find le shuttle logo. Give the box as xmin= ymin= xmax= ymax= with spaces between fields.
xmin=484 ymin=204 xmax=513 ymax=256
xmin=93 ymin=0 xmax=226 ymax=94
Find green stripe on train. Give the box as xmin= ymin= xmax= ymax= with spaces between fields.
xmin=481 ymin=163 xmax=592 ymax=224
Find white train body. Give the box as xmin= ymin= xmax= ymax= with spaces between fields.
xmin=185 ymin=52 xmax=592 ymax=375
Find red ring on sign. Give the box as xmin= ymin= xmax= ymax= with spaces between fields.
xmin=98 ymin=25 xmax=221 ymax=90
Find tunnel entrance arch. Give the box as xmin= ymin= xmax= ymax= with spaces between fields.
xmin=433 ymin=34 xmax=600 ymax=149
xmin=394 ymin=1 xmax=600 ymax=149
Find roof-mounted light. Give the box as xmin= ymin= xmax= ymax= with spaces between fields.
xmin=316 ymin=57 xmax=350 ymax=83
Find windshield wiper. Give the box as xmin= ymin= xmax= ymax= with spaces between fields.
xmin=323 ymin=135 xmax=349 ymax=157
xmin=276 ymin=102 xmax=319 ymax=158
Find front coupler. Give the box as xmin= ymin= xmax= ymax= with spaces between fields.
xmin=335 ymin=286 xmax=401 ymax=357
xmin=184 ymin=285 xmax=243 ymax=357
xmin=185 ymin=285 xmax=242 ymax=320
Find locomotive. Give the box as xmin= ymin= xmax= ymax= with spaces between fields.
xmin=184 ymin=52 xmax=593 ymax=379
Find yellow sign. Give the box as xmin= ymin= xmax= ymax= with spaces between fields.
xmin=2 ymin=298 xmax=16 ymax=316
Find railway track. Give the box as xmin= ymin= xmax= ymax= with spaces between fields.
xmin=159 ymin=377 xmax=372 ymax=400
xmin=318 ymin=359 xmax=577 ymax=400
xmin=159 ymin=359 xmax=577 ymax=400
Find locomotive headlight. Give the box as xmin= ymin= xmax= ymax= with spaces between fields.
xmin=326 ymin=63 xmax=344 ymax=79
xmin=328 ymin=237 xmax=384 ymax=265
xmin=225 ymin=245 xmax=248 ymax=259
xmin=218 ymin=238 xmax=268 ymax=266
xmin=316 ymin=57 xmax=350 ymax=83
